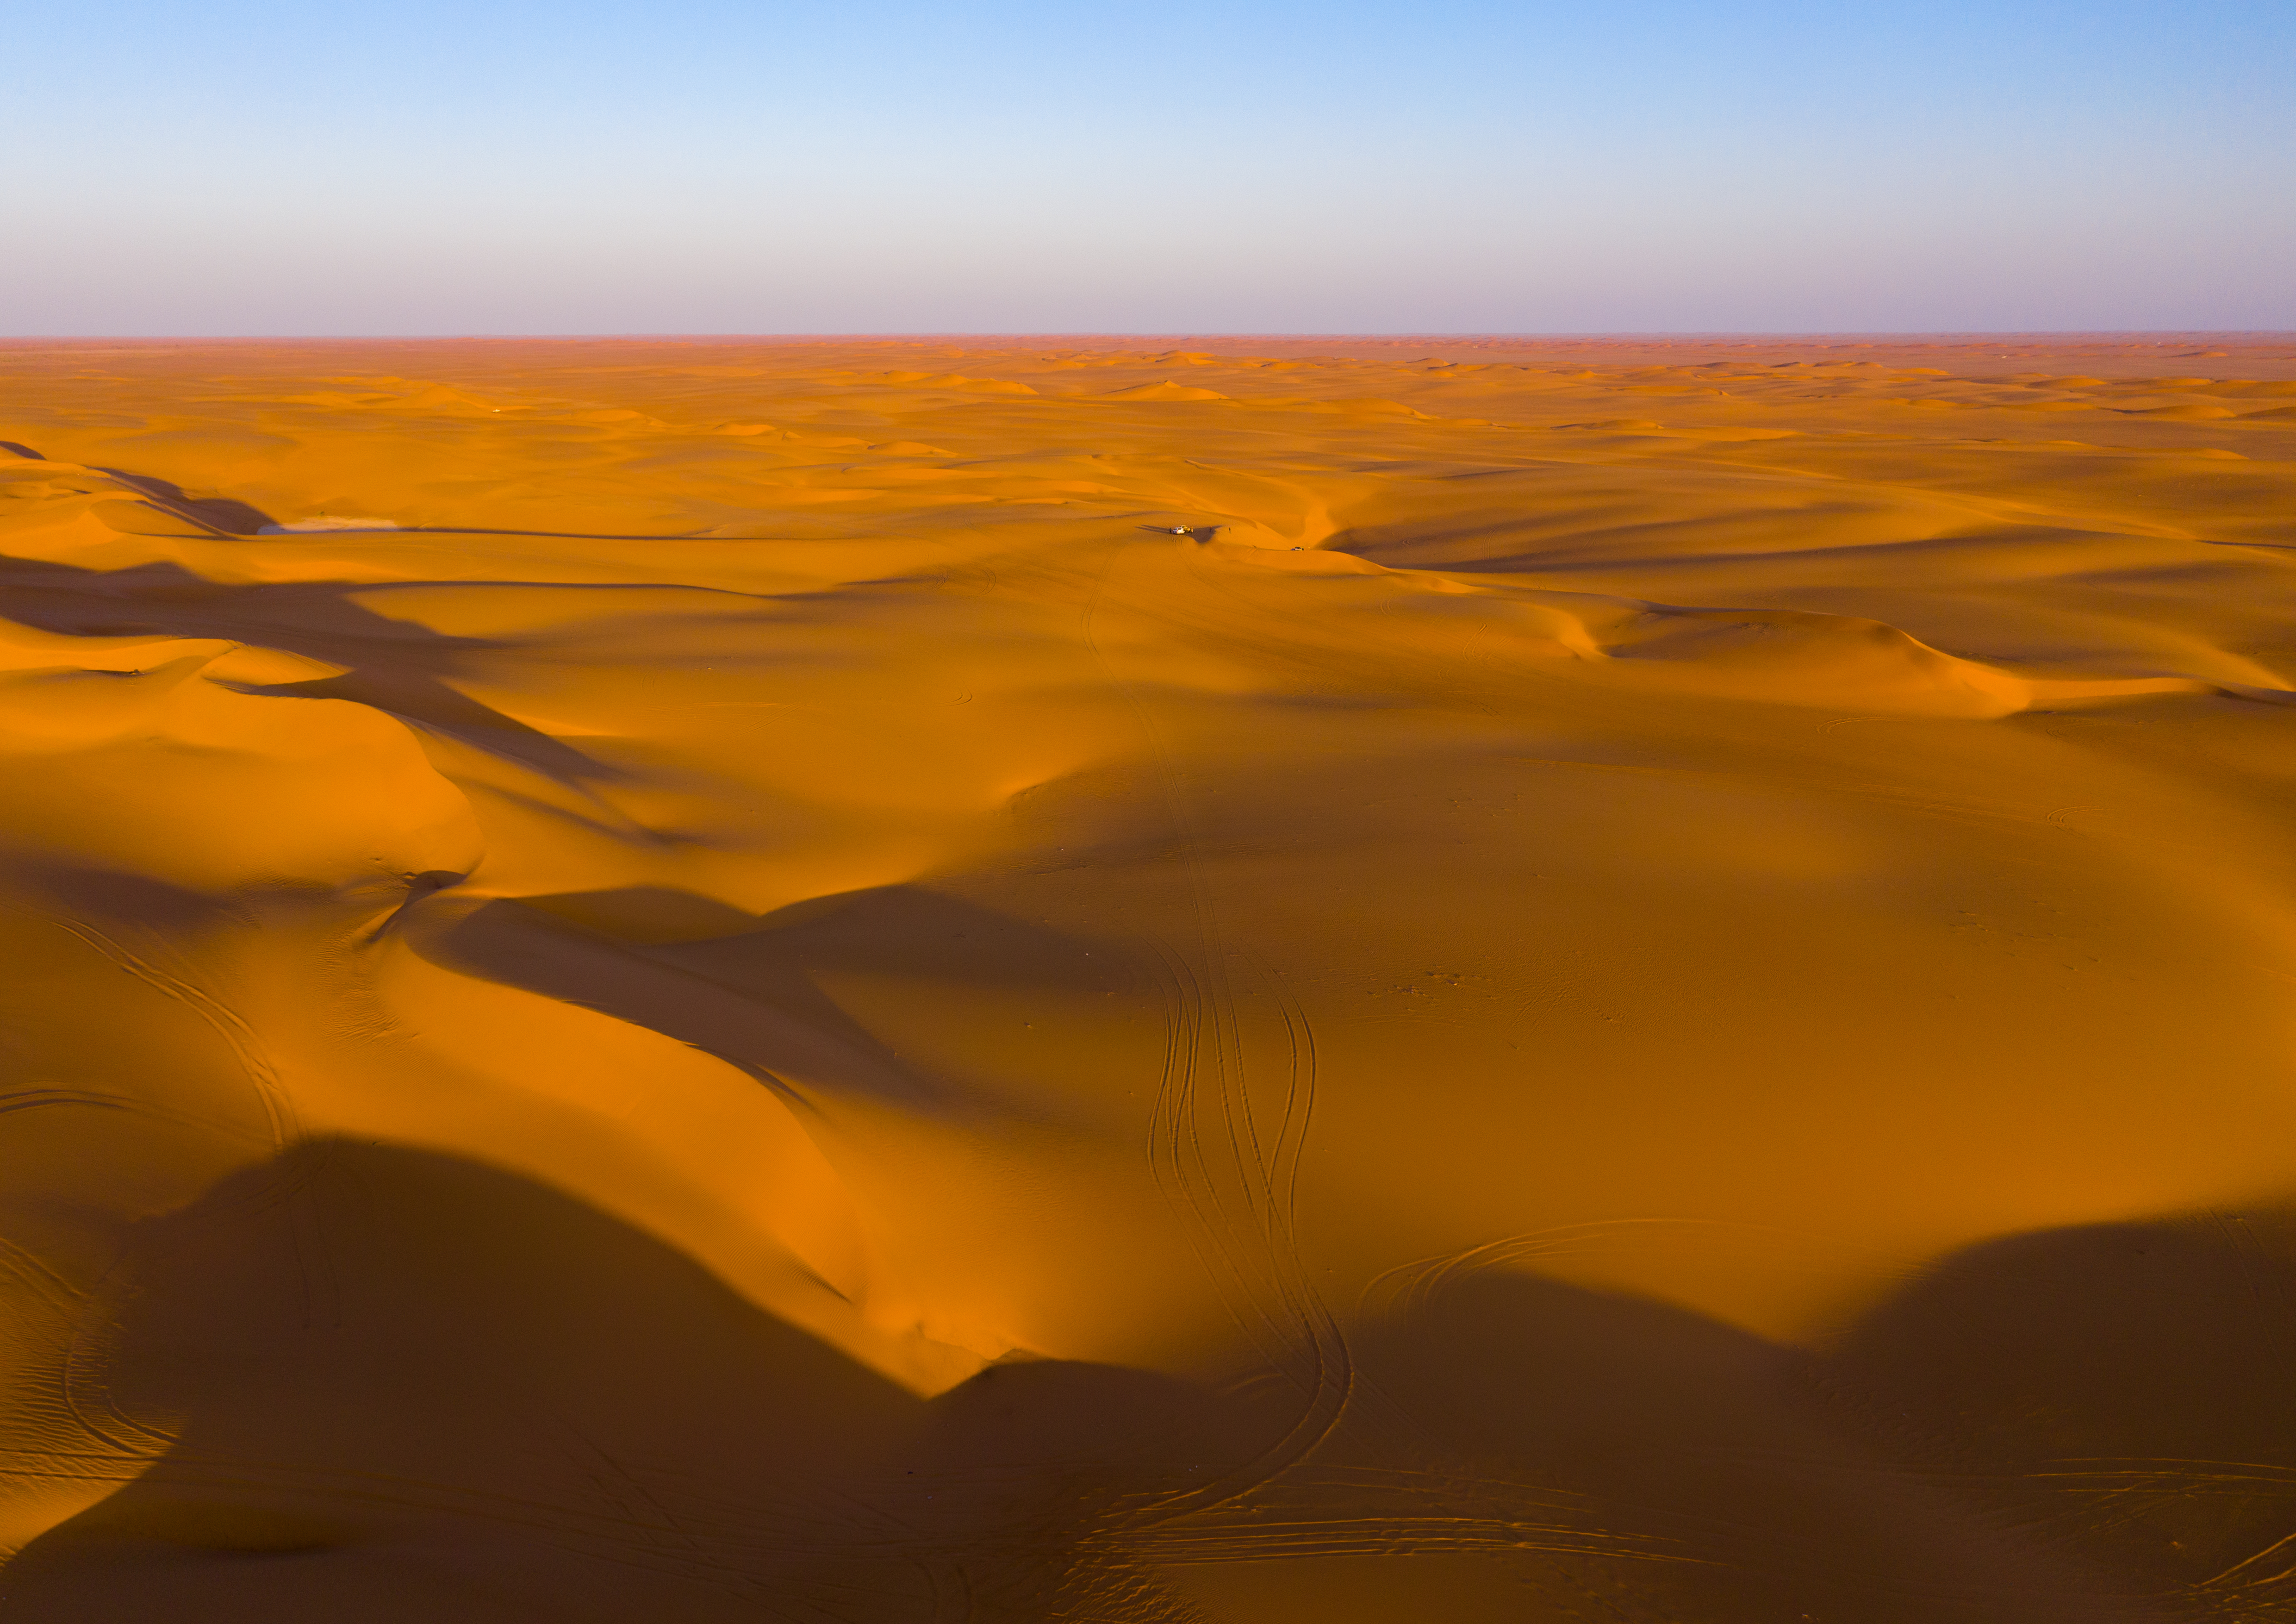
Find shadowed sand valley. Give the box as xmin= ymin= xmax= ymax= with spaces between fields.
xmin=1 ymin=334 xmax=2294 ymax=1621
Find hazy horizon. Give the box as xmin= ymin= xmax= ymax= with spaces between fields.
xmin=9 ymin=330 xmax=2293 ymax=344
xmin=8 ymin=1 xmax=2293 ymax=336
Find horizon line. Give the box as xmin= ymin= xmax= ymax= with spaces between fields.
xmin=5 ymin=330 xmax=2294 ymax=345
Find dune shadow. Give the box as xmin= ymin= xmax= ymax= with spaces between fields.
xmin=1819 ymin=1208 xmax=2296 ymax=1608
xmin=0 ymin=1138 xmax=1291 ymax=1623
xmin=1325 ymin=1201 xmax=2296 ymax=1622
xmin=0 ymin=552 xmax=618 ymax=788
xmin=0 ymin=442 xmax=44 ymax=462
xmin=3 ymin=1127 xmax=2288 ymax=1620
xmin=92 ymin=468 xmax=278 ymax=536
xmin=1325 ymin=1270 xmax=2172 ymax=1623
xmin=410 ymin=883 xmax=1143 ymax=1115
xmin=12 ymin=862 xmax=238 ymax=936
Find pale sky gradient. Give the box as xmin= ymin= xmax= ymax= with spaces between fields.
xmin=6 ymin=1 xmax=2292 ymax=335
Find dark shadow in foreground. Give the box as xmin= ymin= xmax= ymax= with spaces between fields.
xmin=6 ymin=1137 xmax=2291 ymax=1623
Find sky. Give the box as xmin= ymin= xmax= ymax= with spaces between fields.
xmin=5 ymin=1 xmax=2292 ymax=335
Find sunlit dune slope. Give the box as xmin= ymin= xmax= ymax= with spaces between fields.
xmin=0 ymin=334 xmax=2293 ymax=1622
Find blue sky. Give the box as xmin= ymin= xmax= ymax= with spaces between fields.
xmin=6 ymin=1 xmax=2292 ymax=334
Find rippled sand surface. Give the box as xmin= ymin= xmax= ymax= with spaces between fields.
xmin=2 ymin=334 xmax=2294 ymax=1621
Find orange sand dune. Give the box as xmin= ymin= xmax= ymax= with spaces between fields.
xmin=0 ymin=335 xmax=2294 ymax=1621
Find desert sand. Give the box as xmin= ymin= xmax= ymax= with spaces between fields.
xmin=0 ymin=333 xmax=2293 ymax=1620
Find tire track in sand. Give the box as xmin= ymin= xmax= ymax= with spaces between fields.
xmin=1080 ymin=533 xmax=1352 ymax=1530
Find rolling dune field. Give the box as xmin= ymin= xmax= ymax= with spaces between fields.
xmin=1 ymin=334 xmax=2294 ymax=1621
